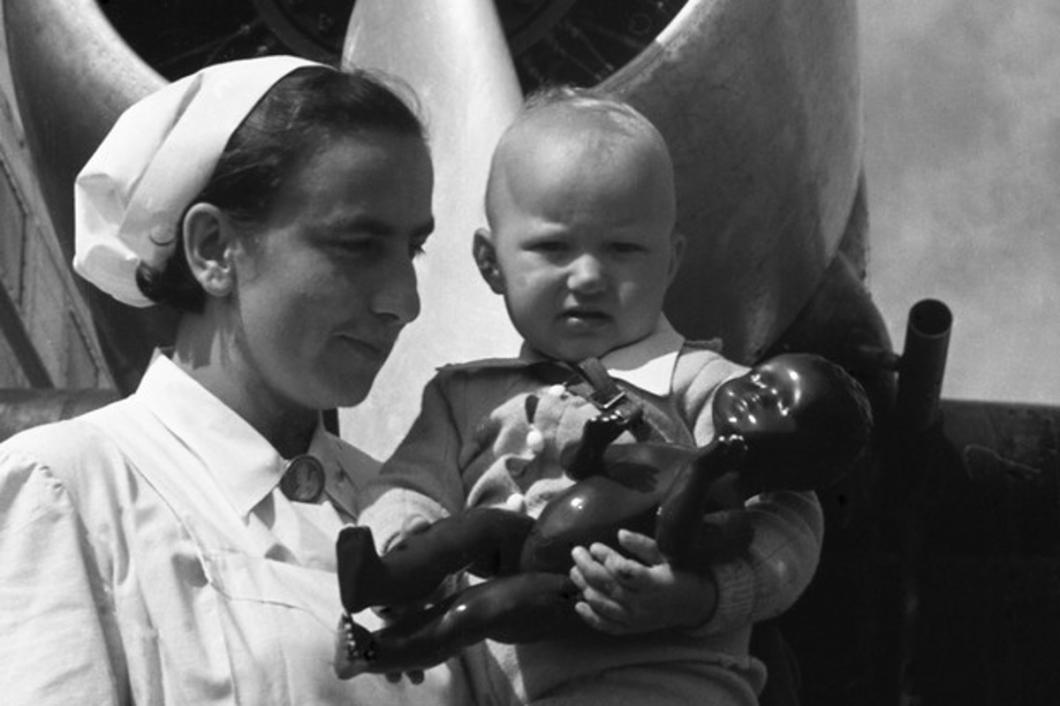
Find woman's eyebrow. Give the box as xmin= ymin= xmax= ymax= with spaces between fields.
xmin=320 ymin=215 xmax=435 ymax=238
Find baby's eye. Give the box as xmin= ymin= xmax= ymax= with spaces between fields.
xmin=610 ymin=241 xmax=647 ymax=254
xmin=528 ymin=239 xmax=568 ymax=253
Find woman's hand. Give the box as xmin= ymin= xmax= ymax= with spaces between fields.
xmin=377 ymin=515 xmax=435 ymax=684
xmin=568 ymin=529 xmax=718 ymax=635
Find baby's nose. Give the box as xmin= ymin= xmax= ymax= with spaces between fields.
xmin=567 ymin=254 xmax=606 ymax=292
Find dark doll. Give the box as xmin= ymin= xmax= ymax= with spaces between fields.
xmin=334 ymin=352 xmax=871 ymax=678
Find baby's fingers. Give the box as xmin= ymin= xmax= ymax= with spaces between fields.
xmin=574 ymin=598 xmax=634 ymax=635
xmin=585 ymin=541 xmax=652 ymax=590
xmin=570 ymin=566 xmax=635 ymax=635
xmin=571 ymin=545 xmax=621 ymax=595
xmin=616 ymin=529 xmax=665 ymax=566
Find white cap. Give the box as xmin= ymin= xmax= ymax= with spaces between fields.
xmin=73 ymin=55 xmax=324 ymax=307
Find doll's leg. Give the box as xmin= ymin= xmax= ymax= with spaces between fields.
xmin=337 ymin=508 xmax=535 ymax=613
xmin=334 ymin=572 xmax=584 ymax=678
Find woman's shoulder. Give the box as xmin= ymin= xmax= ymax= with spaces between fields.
xmin=0 ymin=401 xmax=133 ymax=487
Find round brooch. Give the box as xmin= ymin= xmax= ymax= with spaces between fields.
xmin=279 ymin=454 xmax=326 ymax=503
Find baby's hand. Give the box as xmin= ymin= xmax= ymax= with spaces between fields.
xmin=569 ymin=529 xmax=717 ymax=635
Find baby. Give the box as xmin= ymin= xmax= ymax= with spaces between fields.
xmin=355 ymin=88 xmax=827 ymax=705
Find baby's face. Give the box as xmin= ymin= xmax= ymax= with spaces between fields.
xmin=486 ymin=134 xmax=680 ymax=362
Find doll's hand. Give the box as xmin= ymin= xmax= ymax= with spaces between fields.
xmin=569 ymin=529 xmax=717 ymax=635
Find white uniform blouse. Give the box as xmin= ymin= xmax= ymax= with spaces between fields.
xmin=0 ymin=353 xmax=473 ymax=705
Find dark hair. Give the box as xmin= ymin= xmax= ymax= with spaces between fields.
xmin=799 ymin=355 xmax=875 ymax=482
xmin=136 ymin=66 xmax=426 ymax=312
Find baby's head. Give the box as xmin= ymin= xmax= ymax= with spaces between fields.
xmin=473 ymin=87 xmax=683 ymax=363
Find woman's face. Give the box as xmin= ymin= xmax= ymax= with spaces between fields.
xmin=229 ymin=130 xmax=434 ymax=412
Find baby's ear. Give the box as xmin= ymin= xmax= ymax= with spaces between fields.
xmin=472 ymin=228 xmax=505 ymax=294
xmin=668 ymin=229 xmax=687 ymax=283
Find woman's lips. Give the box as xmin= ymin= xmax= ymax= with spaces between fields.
xmin=338 ymin=335 xmax=392 ymax=360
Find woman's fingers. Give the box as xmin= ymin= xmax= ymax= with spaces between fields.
xmin=385 ymin=670 xmax=425 ymax=684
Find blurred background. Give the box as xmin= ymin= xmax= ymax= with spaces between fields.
xmin=860 ymin=0 xmax=1060 ymax=405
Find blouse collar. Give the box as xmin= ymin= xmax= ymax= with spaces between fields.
xmin=134 ymin=352 xmax=356 ymax=518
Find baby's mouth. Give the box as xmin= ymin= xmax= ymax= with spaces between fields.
xmin=559 ymin=309 xmax=610 ymax=327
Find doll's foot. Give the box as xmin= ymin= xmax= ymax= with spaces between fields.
xmin=333 ymin=613 xmax=375 ymax=679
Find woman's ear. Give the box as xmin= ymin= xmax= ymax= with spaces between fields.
xmin=183 ymin=203 xmax=237 ymax=299
xmin=473 ymin=228 xmax=505 ymax=294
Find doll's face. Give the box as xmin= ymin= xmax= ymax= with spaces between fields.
xmin=711 ymin=354 xmax=834 ymax=443
xmin=711 ymin=353 xmax=870 ymax=493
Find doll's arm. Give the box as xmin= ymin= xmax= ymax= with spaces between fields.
xmin=564 ymin=407 xmax=642 ymax=480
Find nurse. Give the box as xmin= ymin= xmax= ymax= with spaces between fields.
xmin=0 ymin=56 xmax=470 ymax=705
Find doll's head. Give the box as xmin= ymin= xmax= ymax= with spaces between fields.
xmin=712 ymin=353 xmax=873 ymax=491
xmin=473 ymin=87 xmax=684 ymax=363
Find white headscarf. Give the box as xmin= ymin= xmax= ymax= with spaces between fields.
xmin=73 ymin=55 xmax=324 ymax=307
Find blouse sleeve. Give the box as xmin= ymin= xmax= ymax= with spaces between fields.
xmin=357 ymin=373 xmax=468 ymax=554
xmin=0 ymin=445 xmax=127 ymax=705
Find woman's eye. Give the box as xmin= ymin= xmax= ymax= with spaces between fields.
xmin=339 ymin=239 xmax=379 ymax=255
xmin=409 ymin=239 xmax=427 ymax=258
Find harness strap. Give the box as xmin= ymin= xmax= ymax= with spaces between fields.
xmin=569 ymin=357 xmax=653 ymax=441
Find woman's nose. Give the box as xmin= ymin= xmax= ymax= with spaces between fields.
xmin=372 ymin=258 xmax=420 ymax=326
xmin=567 ymin=254 xmax=606 ymax=294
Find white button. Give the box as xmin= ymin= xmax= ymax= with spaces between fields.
xmin=526 ymin=427 xmax=545 ymax=453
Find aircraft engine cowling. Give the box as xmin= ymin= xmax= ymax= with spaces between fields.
xmin=2 ymin=0 xmax=888 ymax=417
